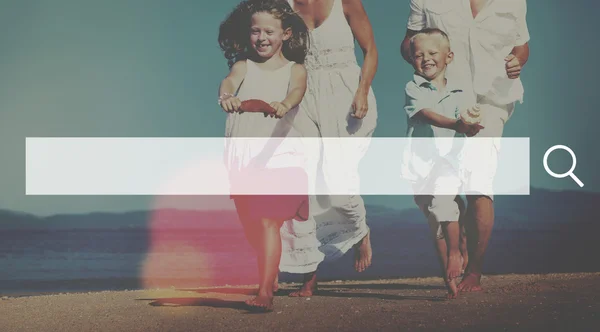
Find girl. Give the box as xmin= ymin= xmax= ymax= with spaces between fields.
xmin=218 ymin=0 xmax=309 ymax=312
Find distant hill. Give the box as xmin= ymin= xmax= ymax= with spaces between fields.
xmin=0 ymin=188 xmax=598 ymax=231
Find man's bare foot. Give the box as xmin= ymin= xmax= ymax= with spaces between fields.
xmin=460 ymin=255 xmax=468 ymax=275
xmin=289 ymin=273 xmax=317 ymax=297
xmin=459 ymin=244 xmax=468 ymax=274
xmin=447 ymin=252 xmax=462 ymax=280
xmin=354 ymin=231 xmax=372 ymax=272
xmin=245 ymin=294 xmax=274 ymax=312
xmin=445 ymin=277 xmax=459 ymax=299
xmin=457 ymin=272 xmax=483 ymax=292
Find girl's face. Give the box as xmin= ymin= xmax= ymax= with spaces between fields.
xmin=250 ymin=12 xmax=291 ymax=59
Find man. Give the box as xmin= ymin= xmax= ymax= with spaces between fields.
xmin=401 ymin=0 xmax=530 ymax=291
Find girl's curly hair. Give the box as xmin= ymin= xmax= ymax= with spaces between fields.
xmin=218 ymin=0 xmax=309 ymax=68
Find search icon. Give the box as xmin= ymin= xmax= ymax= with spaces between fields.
xmin=543 ymin=145 xmax=584 ymax=187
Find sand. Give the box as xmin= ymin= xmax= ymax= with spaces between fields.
xmin=1 ymin=273 xmax=599 ymax=331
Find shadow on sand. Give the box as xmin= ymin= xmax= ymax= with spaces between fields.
xmin=173 ymin=285 xmax=446 ymax=302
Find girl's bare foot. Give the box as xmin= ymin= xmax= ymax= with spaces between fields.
xmin=252 ymin=275 xmax=279 ymax=295
xmin=245 ymin=295 xmax=274 ymax=312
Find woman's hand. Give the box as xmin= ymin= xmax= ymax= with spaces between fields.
xmin=351 ymin=89 xmax=369 ymax=119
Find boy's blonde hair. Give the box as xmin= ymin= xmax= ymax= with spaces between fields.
xmin=409 ymin=28 xmax=451 ymax=61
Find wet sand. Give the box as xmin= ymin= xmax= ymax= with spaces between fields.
xmin=1 ymin=273 xmax=598 ymax=331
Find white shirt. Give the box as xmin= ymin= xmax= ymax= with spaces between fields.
xmin=405 ymin=74 xmax=466 ymax=140
xmin=407 ymin=0 xmax=530 ymax=106
xmin=402 ymin=75 xmax=467 ymax=182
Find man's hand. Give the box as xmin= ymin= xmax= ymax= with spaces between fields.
xmin=270 ymin=101 xmax=291 ymax=118
xmin=505 ymin=54 xmax=522 ymax=79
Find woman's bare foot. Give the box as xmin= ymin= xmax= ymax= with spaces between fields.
xmin=445 ymin=277 xmax=459 ymax=299
xmin=354 ymin=231 xmax=372 ymax=272
xmin=245 ymin=294 xmax=274 ymax=312
xmin=457 ymin=272 xmax=483 ymax=292
xmin=289 ymin=273 xmax=317 ymax=297
xmin=447 ymin=252 xmax=462 ymax=280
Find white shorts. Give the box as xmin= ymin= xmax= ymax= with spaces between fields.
xmin=413 ymin=160 xmax=462 ymax=239
xmin=461 ymin=95 xmax=515 ymax=200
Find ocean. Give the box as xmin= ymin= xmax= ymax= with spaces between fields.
xmin=1 ymin=223 xmax=596 ymax=296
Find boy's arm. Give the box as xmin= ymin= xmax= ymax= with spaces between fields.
xmin=413 ymin=108 xmax=483 ymax=136
xmin=412 ymin=108 xmax=461 ymax=130
xmin=278 ymin=64 xmax=307 ymax=110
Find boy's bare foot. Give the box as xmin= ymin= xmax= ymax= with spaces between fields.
xmin=445 ymin=278 xmax=459 ymax=299
xmin=457 ymin=272 xmax=483 ymax=292
xmin=245 ymin=295 xmax=274 ymax=312
xmin=447 ymin=252 xmax=462 ymax=280
xmin=354 ymin=231 xmax=372 ymax=272
xmin=289 ymin=273 xmax=317 ymax=297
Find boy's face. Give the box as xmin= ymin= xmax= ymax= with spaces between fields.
xmin=250 ymin=12 xmax=291 ymax=59
xmin=411 ymin=35 xmax=453 ymax=80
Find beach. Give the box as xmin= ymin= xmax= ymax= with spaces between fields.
xmin=1 ymin=273 xmax=598 ymax=331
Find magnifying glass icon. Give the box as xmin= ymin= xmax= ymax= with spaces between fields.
xmin=543 ymin=145 xmax=584 ymax=187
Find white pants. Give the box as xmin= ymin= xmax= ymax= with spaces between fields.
xmin=279 ymin=70 xmax=377 ymax=273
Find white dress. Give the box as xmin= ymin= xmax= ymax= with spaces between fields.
xmin=279 ymin=0 xmax=378 ymax=273
xmin=224 ymin=60 xmax=305 ymax=190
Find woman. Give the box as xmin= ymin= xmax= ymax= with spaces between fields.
xmin=280 ymin=0 xmax=378 ymax=296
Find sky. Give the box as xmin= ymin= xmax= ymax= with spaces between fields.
xmin=1 ymin=0 xmax=598 ymax=215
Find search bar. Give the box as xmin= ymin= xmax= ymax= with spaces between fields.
xmin=25 ymin=137 xmax=530 ymax=196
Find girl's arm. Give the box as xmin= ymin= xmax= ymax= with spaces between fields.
xmin=218 ymin=61 xmax=246 ymax=112
xmin=270 ymin=63 xmax=307 ymax=118
xmin=343 ymin=0 xmax=378 ymax=119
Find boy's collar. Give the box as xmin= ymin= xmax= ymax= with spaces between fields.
xmin=413 ymin=73 xmax=462 ymax=93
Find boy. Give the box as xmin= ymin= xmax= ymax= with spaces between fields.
xmin=402 ymin=28 xmax=483 ymax=298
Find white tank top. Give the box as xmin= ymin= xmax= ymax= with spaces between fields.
xmin=288 ymin=0 xmax=358 ymax=72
